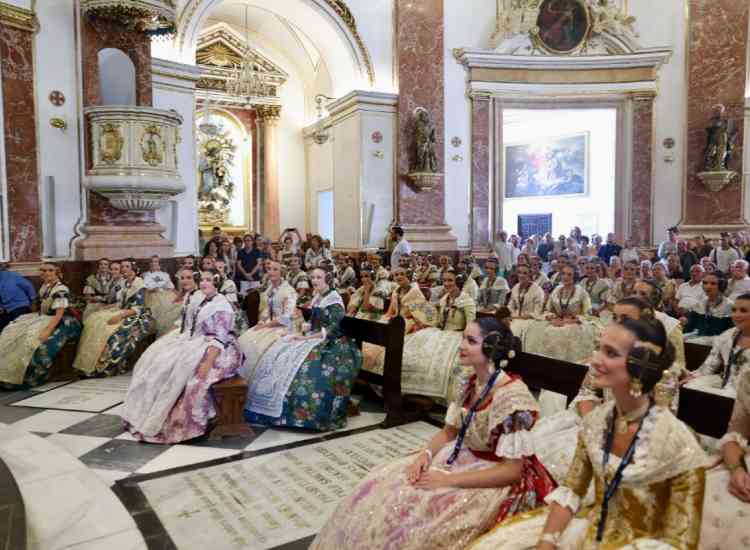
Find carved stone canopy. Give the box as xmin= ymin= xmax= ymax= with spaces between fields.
xmin=81 ymin=0 xmax=176 ymax=36
xmin=196 ymin=23 xmax=287 ymax=108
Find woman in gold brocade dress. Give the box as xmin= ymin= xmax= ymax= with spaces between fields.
xmin=470 ymin=318 xmax=708 ymax=550
xmin=383 ymin=267 xmax=434 ymax=333
xmin=311 ymin=318 xmax=556 ymax=550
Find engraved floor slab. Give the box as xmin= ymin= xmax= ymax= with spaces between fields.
xmin=137 ymin=422 xmax=439 ymax=550
xmin=11 ymin=376 xmax=132 ymax=412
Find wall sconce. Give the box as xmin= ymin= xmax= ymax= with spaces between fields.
xmin=50 ymin=117 xmax=67 ymax=131
xmin=451 ymin=154 xmax=463 ymax=162
xmin=663 ymin=137 xmax=675 ymax=163
xmin=312 ymin=94 xmax=335 ymax=145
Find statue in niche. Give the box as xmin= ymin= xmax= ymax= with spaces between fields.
xmin=414 ymin=107 xmax=438 ymax=173
xmin=704 ymin=104 xmax=738 ymax=172
xmin=198 ymin=134 xmax=236 ymax=226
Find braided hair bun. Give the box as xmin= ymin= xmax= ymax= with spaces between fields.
xmin=620 ymin=318 xmax=675 ymax=394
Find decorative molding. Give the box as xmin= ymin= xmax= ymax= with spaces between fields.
xmin=302 ymin=91 xmax=398 ymax=138
xmin=81 ymin=0 xmax=176 ymax=36
xmin=454 ymin=48 xmax=672 ymax=71
xmin=152 ymin=57 xmax=203 ymax=83
xmin=0 ymin=2 xmax=37 ymax=32
xmin=255 ymin=104 xmax=281 ymax=123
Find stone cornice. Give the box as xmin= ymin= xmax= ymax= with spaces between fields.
xmin=454 ymin=48 xmax=672 ymax=73
xmin=0 ymin=2 xmax=36 ymax=32
xmin=152 ymin=58 xmax=204 ymax=83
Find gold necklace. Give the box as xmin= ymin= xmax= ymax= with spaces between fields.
xmin=614 ymin=400 xmax=650 ymax=434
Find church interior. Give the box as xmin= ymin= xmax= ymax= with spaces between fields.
xmin=0 ymin=0 xmax=749 ymax=548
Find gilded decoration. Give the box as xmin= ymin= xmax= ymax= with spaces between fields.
xmin=256 ymin=104 xmax=282 ymax=123
xmin=81 ymin=0 xmax=176 ymax=37
xmin=197 ymin=129 xmax=237 ymax=226
xmin=99 ymin=123 xmax=124 ymax=165
xmin=0 ymin=2 xmax=37 ymax=32
xmin=141 ymin=125 xmax=165 ymax=167
xmin=492 ymin=0 xmax=637 ymax=55
xmin=195 ymin=25 xmax=286 ymax=104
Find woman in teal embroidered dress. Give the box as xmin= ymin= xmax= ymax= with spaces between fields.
xmin=0 ymin=262 xmax=82 ymax=389
xmin=244 ymin=267 xmax=362 ymax=431
xmin=73 ymin=258 xmax=155 ymax=377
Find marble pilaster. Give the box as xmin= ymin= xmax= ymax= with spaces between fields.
xmin=395 ymin=0 xmax=456 ymax=251
xmin=630 ymin=93 xmax=655 ymax=246
xmin=682 ymin=0 xmax=749 ymax=227
xmin=257 ymin=105 xmax=280 ymax=240
xmin=0 ymin=8 xmax=40 ymax=262
xmin=470 ymin=94 xmax=491 ymax=250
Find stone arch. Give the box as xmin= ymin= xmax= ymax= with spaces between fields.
xmin=176 ymin=0 xmax=374 ymax=93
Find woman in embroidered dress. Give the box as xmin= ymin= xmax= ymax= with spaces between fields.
xmin=471 ymin=318 xmax=708 ymax=550
xmin=532 ymin=298 xmax=683 ymax=484
xmin=311 ymin=318 xmax=556 ymax=550
xmin=651 ymin=262 xmax=677 ymax=315
xmin=383 ymin=267 xmax=437 ymax=333
xmin=0 ymin=263 xmax=82 ymax=389
xmin=122 ymin=270 xmax=240 ymax=443
xmin=334 ymin=254 xmax=357 ymax=294
xmin=244 ymin=267 xmax=362 ymax=431
xmin=214 ymin=258 xmax=248 ymax=333
xmin=415 ymin=254 xmax=440 ymax=287
xmin=82 ymin=258 xmax=112 ymax=321
xmin=238 ymin=261 xmax=296 ymax=380
xmin=73 ymin=258 xmax=155 ymax=377
xmin=580 ymin=259 xmax=610 ymax=315
xmin=524 ymin=264 xmax=597 ymax=365
xmin=143 ymin=255 xmax=179 ymax=338
xmin=606 ymin=260 xmax=638 ymax=307
xmin=682 ymin=271 xmax=734 ymax=344
xmin=683 ymin=292 xmax=750 ymax=398
xmin=508 ymin=265 xmax=545 ymax=340
xmin=346 ymin=269 xmax=387 ymax=321
xmin=303 ymin=235 xmax=331 ymax=270
xmin=700 ymin=368 xmax=750 ymax=548
xmin=478 ymin=259 xmax=510 ymax=313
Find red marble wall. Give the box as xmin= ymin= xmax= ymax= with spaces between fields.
xmin=81 ymin=16 xmax=155 ymax=225
xmin=471 ymin=95 xmax=491 ymax=248
xmin=395 ymin=0 xmax=445 ymax=226
xmin=631 ymin=96 xmax=654 ymax=245
xmin=684 ymin=0 xmax=749 ymax=225
xmin=0 ymin=24 xmax=41 ymax=262
xmin=81 ymin=16 xmax=152 ymax=107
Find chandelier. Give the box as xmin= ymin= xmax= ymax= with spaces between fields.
xmin=226 ymin=4 xmax=267 ymax=101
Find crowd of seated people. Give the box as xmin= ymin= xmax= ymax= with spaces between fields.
xmin=2 ymin=224 xmax=750 ymax=548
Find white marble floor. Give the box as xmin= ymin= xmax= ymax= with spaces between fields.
xmin=0 ymin=378 xmax=393 ymax=549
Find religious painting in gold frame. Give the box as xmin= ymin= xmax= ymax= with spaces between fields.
xmin=532 ymin=0 xmax=592 ymax=55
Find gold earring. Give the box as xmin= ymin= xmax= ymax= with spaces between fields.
xmin=629 ymin=376 xmax=643 ymax=399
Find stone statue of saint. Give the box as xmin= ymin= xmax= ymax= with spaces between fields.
xmin=414 ymin=107 xmax=438 ymax=173
xmin=704 ymin=104 xmax=737 ymax=172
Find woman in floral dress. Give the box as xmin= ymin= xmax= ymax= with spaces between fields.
xmin=0 ymin=263 xmax=81 ymax=389
xmin=143 ymin=255 xmax=179 ymax=338
xmin=122 ymin=270 xmax=241 ymax=443
xmin=82 ymin=257 xmax=111 ymax=321
xmin=244 ymin=267 xmax=362 ymax=431
xmin=471 ymin=318 xmax=708 ymax=550
xmin=73 ymin=258 xmax=155 ymax=377
xmin=311 ymin=317 xmax=556 ymax=550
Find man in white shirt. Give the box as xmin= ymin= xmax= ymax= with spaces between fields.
xmin=657 ymin=226 xmax=680 ymax=260
xmin=675 ymin=264 xmax=706 ymax=315
xmin=710 ymin=232 xmax=741 ymax=273
xmin=726 ymin=259 xmax=750 ymax=301
xmin=390 ymin=226 xmax=412 ymax=269
xmin=493 ymin=230 xmax=514 ymax=277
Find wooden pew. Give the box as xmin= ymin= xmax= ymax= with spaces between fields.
xmin=677 ymin=387 xmax=734 ymax=439
xmin=684 ymin=341 xmax=712 ymax=372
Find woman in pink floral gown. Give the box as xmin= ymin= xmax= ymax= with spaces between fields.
xmin=122 ymin=270 xmax=241 ymax=443
xmin=310 ymin=317 xmax=556 ymax=550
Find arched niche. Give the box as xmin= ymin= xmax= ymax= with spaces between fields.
xmin=98 ymin=48 xmax=136 ymax=105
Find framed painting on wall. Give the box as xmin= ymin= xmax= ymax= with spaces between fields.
xmin=534 ymin=0 xmax=592 ymax=54
xmin=504 ymin=132 xmax=589 ymax=199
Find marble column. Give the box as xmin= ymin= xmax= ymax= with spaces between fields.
xmin=395 ymin=0 xmax=457 ymax=251
xmin=682 ymin=0 xmax=749 ymax=230
xmin=470 ymin=93 xmax=492 ymax=250
xmin=257 ymin=105 xmax=280 ymax=240
xmin=630 ymin=93 xmax=655 ymax=246
xmin=0 ymin=5 xmax=41 ymax=264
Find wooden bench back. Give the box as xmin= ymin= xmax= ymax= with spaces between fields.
xmin=507 ymin=352 xmax=589 ymax=399
xmin=677 ymin=387 xmax=735 ymax=439
xmin=684 ymin=341 xmax=712 ymax=372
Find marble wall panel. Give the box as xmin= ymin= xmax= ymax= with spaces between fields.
xmin=631 ymin=96 xmax=654 ymax=246
xmin=684 ymin=0 xmax=749 ymax=225
xmin=0 ymin=24 xmax=40 ymax=262
xmin=471 ymin=96 xmax=491 ymax=248
xmin=395 ymin=0 xmax=445 ymax=226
